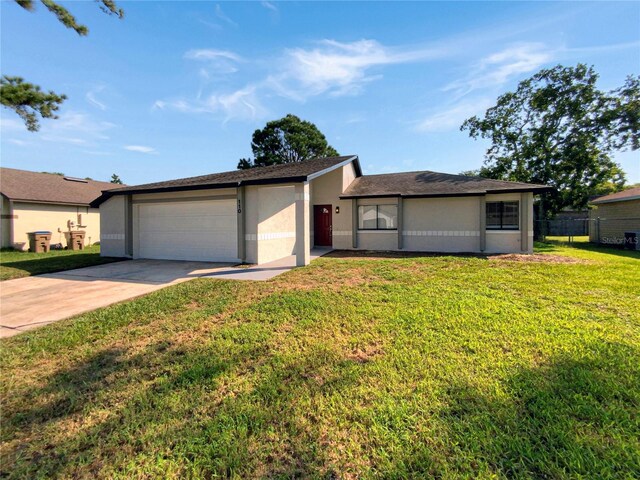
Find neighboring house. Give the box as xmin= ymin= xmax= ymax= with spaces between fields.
xmin=0 ymin=168 xmax=121 ymax=250
xmin=589 ymin=187 xmax=640 ymax=246
xmin=92 ymin=156 xmax=550 ymax=265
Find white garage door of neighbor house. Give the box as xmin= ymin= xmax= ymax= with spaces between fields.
xmin=137 ymin=199 xmax=238 ymax=262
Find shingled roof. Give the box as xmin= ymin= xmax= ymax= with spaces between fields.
xmin=341 ymin=171 xmax=551 ymax=198
xmin=0 ymin=168 xmax=121 ymax=206
xmin=591 ymin=187 xmax=640 ymax=204
xmin=92 ymin=156 xmax=360 ymax=206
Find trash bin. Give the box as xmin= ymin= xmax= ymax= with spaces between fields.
xmin=65 ymin=230 xmax=86 ymax=250
xmin=624 ymin=231 xmax=639 ymax=251
xmin=28 ymin=231 xmax=52 ymax=253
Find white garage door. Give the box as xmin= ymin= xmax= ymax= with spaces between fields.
xmin=137 ymin=199 xmax=238 ymax=262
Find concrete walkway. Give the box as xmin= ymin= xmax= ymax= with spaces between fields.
xmin=0 ymin=250 xmax=332 ymax=338
xmin=203 ymin=248 xmax=332 ymax=281
xmin=0 ymin=260 xmax=233 ymax=338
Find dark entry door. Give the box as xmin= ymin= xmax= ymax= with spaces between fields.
xmin=314 ymin=205 xmax=332 ymax=247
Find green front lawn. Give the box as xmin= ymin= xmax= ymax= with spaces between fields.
xmin=0 ymin=245 xmax=123 ymax=281
xmin=1 ymin=243 xmax=638 ymax=478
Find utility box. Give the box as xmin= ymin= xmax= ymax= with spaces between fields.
xmin=65 ymin=230 xmax=86 ymax=251
xmin=28 ymin=231 xmax=52 ymax=253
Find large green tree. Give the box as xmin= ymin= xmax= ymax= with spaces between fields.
xmin=461 ymin=64 xmax=639 ymax=217
xmin=238 ymin=114 xmax=339 ymax=169
xmin=1 ymin=0 xmax=124 ymax=131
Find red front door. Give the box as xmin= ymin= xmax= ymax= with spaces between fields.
xmin=314 ymin=205 xmax=332 ymax=247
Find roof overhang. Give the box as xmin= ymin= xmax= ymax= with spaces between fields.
xmin=340 ymin=186 xmax=553 ymax=200
xmin=307 ymin=155 xmax=361 ymax=180
xmin=591 ymin=194 xmax=640 ymax=205
xmin=91 ymin=156 xmax=362 ymax=207
xmin=4 ymin=197 xmax=92 ymax=207
xmin=485 ymin=186 xmax=554 ymax=194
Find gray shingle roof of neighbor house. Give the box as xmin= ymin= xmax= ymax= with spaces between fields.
xmin=0 ymin=167 xmax=121 ymax=206
xmin=590 ymin=187 xmax=640 ymax=204
xmin=340 ymin=171 xmax=552 ymax=198
xmin=91 ymin=155 xmax=362 ymax=206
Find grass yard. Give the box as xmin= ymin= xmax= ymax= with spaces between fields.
xmin=0 ymin=245 xmax=123 ymax=281
xmin=1 ymin=242 xmax=638 ymax=478
xmin=543 ymin=235 xmax=589 ymax=243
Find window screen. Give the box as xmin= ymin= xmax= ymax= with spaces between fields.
xmin=378 ymin=205 xmax=398 ymax=229
xmin=358 ymin=204 xmax=398 ymax=230
xmin=358 ymin=205 xmax=378 ymax=229
xmin=486 ymin=201 xmax=519 ymax=230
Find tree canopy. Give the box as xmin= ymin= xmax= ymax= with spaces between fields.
xmin=238 ymin=114 xmax=339 ymax=169
xmin=461 ymin=64 xmax=639 ymax=216
xmin=110 ymin=174 xmax=123 ymax=184
xmin=1 ymin=0 xmax=123 ymax=131
xmin=1 ymin=76 xmax=67 ymax=132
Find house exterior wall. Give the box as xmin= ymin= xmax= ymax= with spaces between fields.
xmin=484 ymin=192 xmax=533 ymax=254
xmin=244 ymin=184 xmax=297 ymax=264
xmin=354 ymin=197 xmax=400 ymax=251
xmin=403 ymin=196 xmax=481 ymax=252
xmin=256 ymin=185 xmax=297 ymax=264
xmin=310 ymin=164 xmax=357 ymax=249
xmin=347 ymin=192 xmax=533 ymax=254
xmin=588 ymin=199 xmax=640 ymax=245
xmin=100 ymin=196 xmax=128 ymax=257
xmin=96 ymin=160 xmax=538 ymax=264
xmin=8 ymin=201 xmax=100 ymax=251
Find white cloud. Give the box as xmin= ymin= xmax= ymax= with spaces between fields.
xmin=562 ymin=40 xmax=640 ymax=55
xmin=155 ymin=38 xmax=451 ymax=124
xmin=1 ymin=110 xmax=115 ymax=147
xmin=86 ymin=86 xmax=107 ymax=111
xmin=261 ymin=1 xmax=277 ymax=13
xmin=124 ymin=145 xmax=157 ymax=154
xmin=41 ymin=135 xmax=87 ymax=145
xmin=34 ymin=111 xmax=117 ymax=146
xmin=415 ymin=97 xmax=493 ymax=133
xmin=6 ymin=139 xmax=28 ymax=146
xmin=198 ymin=19 xmax=222 ymax=31
xmin=0 ymin=116 xmax=27 ymax=131
xmin=154 ymin=85 xmax=266 ymax=122
xmin=82 ymin=150 xmax=112 ymax=156
xmin=52 ymin=111 xmax=115 ymax=138
xmin=208 ymin=85 xmax=266 ymax=121
xmin=153 ymin=99 xmax=210 ymax=114
xmin=157 ymin=37 xmax=550 ymax=126
xmin=215 ymin=4 xmax=237 ymax=27
xmin=184 ymin=49 xmax=242 ymax=62
xmin=184 ymin=49 xmax=242 ymax=76
xmin=272 ymin=39 xmax=445 ymax=99
xmin=444 ymin=43 xmax=553 ymax=97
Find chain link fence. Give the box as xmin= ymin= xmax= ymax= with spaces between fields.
xmin=535 ymin=217 xmax=640 ymax=250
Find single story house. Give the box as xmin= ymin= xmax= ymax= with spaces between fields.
xmin=92 ymin=156 xmax=550 ymax=265
xmin=589 ymin=187 xmax=640 ymax=247
xmin=0 ymin=168 xmax=121 ymax=250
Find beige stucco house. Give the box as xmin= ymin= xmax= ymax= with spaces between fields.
xmin=93 ymin=156 xmax=550 ymax=266
xmin=589 ymin=187 xmax=640 ymax=247
xmin=0 ymin=168 xmax=120 ymax=250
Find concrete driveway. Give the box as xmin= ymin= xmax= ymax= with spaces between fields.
xmin=0 ymin=259 xmax=233 ymax=338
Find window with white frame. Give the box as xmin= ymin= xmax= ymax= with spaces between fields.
xmin=486 ymin=201 xmax=519 ymax=230
xmin=358 ymin=204 xmax=398 ymax=230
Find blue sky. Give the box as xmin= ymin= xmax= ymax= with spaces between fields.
xmin=1 ymin=1 xmax=639 ymax=185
